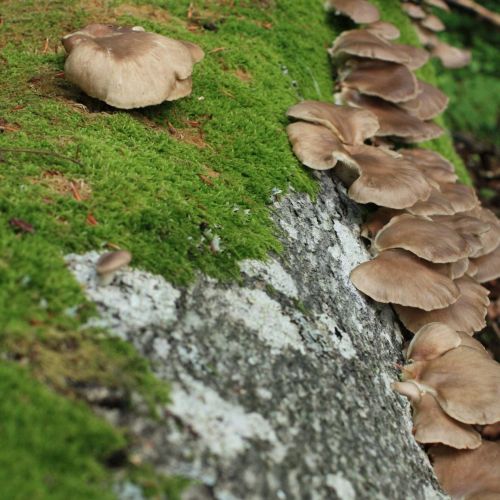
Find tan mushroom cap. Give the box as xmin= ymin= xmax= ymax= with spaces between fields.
xmin=430 ymin=443 xmax=500 ymax=499
xmin=407 ymin=322 xmax=486 ymax=362
xmin=395 ymin=275 xmax=490 ymax=335
xmin=340 ymin=145 xmax=432 ymax=209
xmin=434 ymin=257 xmax=471 ymax=280
xmin=413 ymin=393 xmax=482 ymax=449
xmin=423 ymin=0 xmax=450 ymax=11
xmin=325 ymin=0 xmax=380 ymax=23
xmin=399 ymin=148 xmax=458 ymax=185
xmin=364 ymin=21 xmax=400 ymax=40
xmin=63 ymin=25 xmax=204 ymax=108
xmin=439 ymin=183 xmax=479 ymax=213
xmin=432 ymin=42 xmax=472 ymax=69
xmin=402 ymin=2 xmax=426 ymax=19
xmin=341 ymin=90 xmax=443 ymax=142
xmin=329 ymin=30 xmax=428 ymax=70
xmin=417 ymin=346 xmax=500 ymax=425
xmin=465 ymin=207 xmax=500 ymax=258
xmin=96 ymin=250 xmax=132 ymax=275
xmin=350 ymin=249 xmax=460 ymax=310
xmin=398 ymin=80 xmax=449 ymax=120
xmin=286 ymin=122 xmax=353 ymax=171
xmin=407 ymin=188 xmax=456 ymax=216
xmin=421 ymin=14 xmax=446 ymax=32
xmin=471 ymin=246 xmax=500 ymax=283
xmin=414 ymin=24 xmax=439 ymax=47
xmin=374 ymin=214 xmax=471 ymax=263
xmin=341 ymin=59 xmax=419 ymax=103
xmin=286 ymin=101 xmax=379 ymax=145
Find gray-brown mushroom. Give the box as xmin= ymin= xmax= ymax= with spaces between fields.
xmin=325 ymin=0 xmax=380 ymax=23
xmin=62 ymin=23 xmax=204 ymax=108
xmin=96 ymin=250 xmax=132 ymax=285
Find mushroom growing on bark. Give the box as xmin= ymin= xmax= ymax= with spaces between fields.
xmin=62 ymin=23 xmax=204 ymax=108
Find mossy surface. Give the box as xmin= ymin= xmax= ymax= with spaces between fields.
xmin=0 ymin=0 xmax=471 ymax=496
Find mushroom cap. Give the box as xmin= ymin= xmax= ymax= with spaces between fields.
xmin=341 ymin=90 xmax=443 ymax=142
xmin=412 ymin=393 xmax=482 ymax=449
xmin=395 ymin=275 xmax=490 ymax=335
xmin=471 ymin=245 xmax=500 ymax=283
xmin=430 ymin=443 xmax=500 ymax=498
xmin=423 ymin=0 xmax=450 ymax=11
xmin=329 ymin=30 xmax=428 ymax=69
xmin=286 ymin=122 xmax=354 ymax=171
xmin=407 ymin=323 xmax=462 ymax=362
xmin=341 ymin=145 xmax=432 ymax=209
xmin=432 ymin=42 xmax=472 ymax=69
xmin=63 ymin=25 xmax=204 ymax=108
xmin=414 ymin=24 xmax=439 ymax=48
xmin=96 ymin=250 xmax=132 ymax=275
xmin=374 ymin=213 xmax=471 ymax=263
xmin=286 ymin=101 xmax=379 ymax=145
xmin=435 ymin=257 xmax=471 ymax=280
xmin=421 ymin=14 xmax=446 ymax=32
xmin=419 ymin=346 xmax=500 ymax=425
xmin=397 ymin=80 xmax=449 ymax=120
xmin=392 ymin=380 xmax=422 ymax=403
xmin=439 ymin=183 xmax=479 ymax=214
xmin=324 ymin=0 xmax=380 ymax=23
xmin=402 ymin=2 xmax=426 ymax=19
xmin=407 ymin=187 xmax=456 ymax=216
xmin=360 ymin=207 xmax=400 ymax=240
xmin=341 ymin=59 xmax=419 ymax=103
xmin=364 ymin=21 xmax=400 ymax=40
xmin=399 ymin=148 xmax=458 ymax=185
xmin=465 ymin=207 xmax=500 ymax=258
xmin=350 ymin=249 xmax=460 ymax=310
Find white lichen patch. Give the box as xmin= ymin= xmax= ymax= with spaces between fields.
xmin=240 ymin=258 xmax=299 ymax=299
xmin=205 ymin=287 xmax=305 ymax=354
xmin=65 ymin=251 xmax=180 ymax=340
xmin=326 ymin=473 xmax=356 ymax=500
xmin=314 ymin=313 xmax=357 ymax=360
xmin=169 ymin=375 xmax=285 ymax=462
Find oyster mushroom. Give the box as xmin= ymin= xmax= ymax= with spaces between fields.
xmin=397 ymin=80 xmax=449 ymax=120
xmin=364 ymin=21 xmax=400 ymax=40
xmin=471 ymin=246 xmax=500 ymax=283
xmin=432 ymin=42 xmax=472 ymax=69
xmin=399 ymin=149 xmax=458 ymax=185
xmin=350 ymin=249 xmax=460 ymax=310
xmin=96 ymin=250 xmax=132 ymax=286
xmin=421 ymin=14 xmax=446 ymax=32
xmin=395 ymin=275 xmax=490 ymax=335
xmin=324 ymin=0 xmax=380 ymax=23
xmin=62 ymin=23 xmax=204 ymax=108
xmin=401 ymin=2 xmax=426 ymax=19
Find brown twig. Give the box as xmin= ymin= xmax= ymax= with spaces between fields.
xmin=0 ymin=147 xmax=83 ymax=166
xmin=446 ymin=0 xmax=500 ymax=26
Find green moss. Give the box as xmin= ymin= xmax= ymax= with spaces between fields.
xmin=0 ymin=361 xmax=125 ymax=499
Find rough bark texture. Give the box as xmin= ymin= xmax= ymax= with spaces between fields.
xmin=67 ymin=173 xmax=445 ymax=499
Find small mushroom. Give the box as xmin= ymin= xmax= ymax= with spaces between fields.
xmin=287 ymin=101 xmax=379 ymax=145
xmin=423 ymin=0 xmax=450 ymax=11
xmin=401 ymin=2 xmax=427 ymax=19
xmin=406 ymin=187 xmax=456 ymax=217
xmin=62 ymin=24 xmax=204 ymax=108
xmin=465 ymin=207 xmax=500 ymax=258
xmin=420 ymin=14 xmax=446 ymax=32
xmin=329 ymin=30 xmax=429 ymax=70
xmin=340 ymin=145 xmax=432 ymax=209
xmin=350 ymin=248 xmax=460 ymax=310
xmin=96 ymin=250 xmax=132 ymax=286
xmin=324 ymin=0 xmax=380 ymax=24
xmin=471 ymin=246 xmax=500 ymax=283
xmin=364 ymin=21 xmax=400 ymax=40
xmin=408 ymin=346 xmax=500 ymax=425
xmin=397 ymin=80 xmax=449 ymax=120
xmin=399 ymin=149 xmax=458 ymax=185
xmin=341 ymin=89 xmax=443 ymax=142
xmin=430 ymin=442 xmax=500 ymax=499
xmin=373 ymin=214 xmax=471 ymax=263
xmin=286 ymin=122 xmax=355 ymax=171
xmin=395 ymin=275 xmax=490 ymax=335
xmin=340 ymin=59 xmax=419 ymax=103
xmin=393 ymin=382 xmax=482 ymax=449
xmin=432 ymin=42 xmax=472 ymax=69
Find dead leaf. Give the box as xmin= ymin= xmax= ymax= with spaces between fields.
xmin=9 ymin=218 xmax=35 ymax=234
xmin=234 ymin=68 xmax=252 ymax=82
xmin=86 ymin=213 xmax=98 ymax=226
xmin=0 ymin=118 xmax=21 ymax=133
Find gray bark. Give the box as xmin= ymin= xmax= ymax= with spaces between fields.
xmin=67 ymin=173 xmax=444 ymax=500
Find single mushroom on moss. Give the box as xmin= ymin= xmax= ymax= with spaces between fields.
xmin=96 ymin=250 xmax=132 ymax=286
xmin=62 ymin=23 xmax=204 ymax=109
xmin=324 ymin=0 xmax=380 ymax=24
xmin=350 ymin=248 xmax=460 ymax=310
xmin=395 ymin=275 xmax=490 ymax=335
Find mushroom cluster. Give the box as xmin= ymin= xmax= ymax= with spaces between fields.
xmin=287 ymin=1 xmax=500 ymax=497
xmin=401 ymin=1 xmax=471 ymax=68
xmin=62 ymin=24 xmax=204 ymax=109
